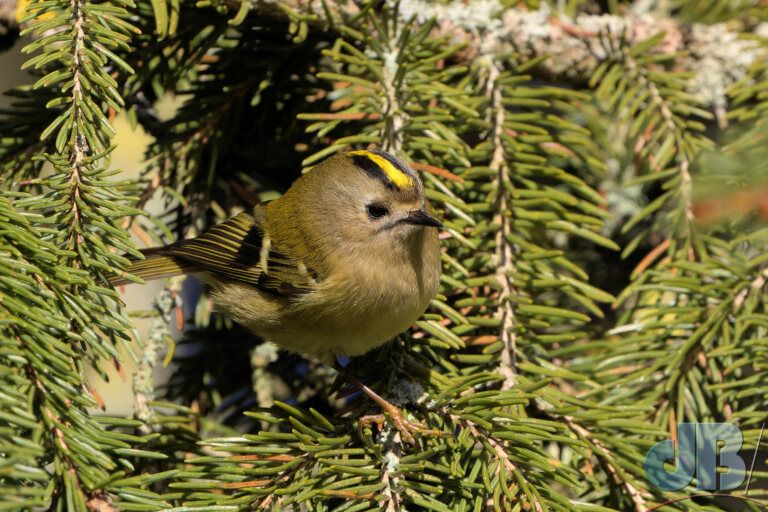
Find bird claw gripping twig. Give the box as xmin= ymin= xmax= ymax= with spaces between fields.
xmin=358 ymin=405 xmax=443 ymax=445
xmin=341 ymin=370 xmax=442 ymax=444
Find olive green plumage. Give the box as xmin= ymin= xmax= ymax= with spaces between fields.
xmin=114 ymin=149 xmax=442 ymax=362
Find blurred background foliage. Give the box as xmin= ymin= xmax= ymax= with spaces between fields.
xmin=1 ymin=0 xmax=768 ymax=510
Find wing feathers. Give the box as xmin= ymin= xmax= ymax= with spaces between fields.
xmin=111 ymin=210 xmax=315 ymax=297
xmin=110 ymin=253 xmax=197 ymax=286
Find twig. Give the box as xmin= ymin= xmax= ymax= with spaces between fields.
xmin=562 ymin=415 xmax=649 ymax=512
xmin=485 ymin=57 xmax=517 ymax=391
xmin=452 ymin=414 xmax=542 ymax=512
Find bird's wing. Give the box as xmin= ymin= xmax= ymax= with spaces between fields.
xmin=163 ymin=210 xmax=316 ymax=297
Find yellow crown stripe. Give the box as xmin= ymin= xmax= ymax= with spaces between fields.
xmin=348 ymin=150 xmax=414 ymax=190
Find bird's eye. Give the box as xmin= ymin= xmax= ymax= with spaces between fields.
xmin=366 ymin=203 xmax=389 ymax=219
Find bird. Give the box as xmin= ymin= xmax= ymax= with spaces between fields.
xmin=112 ymin=148 xmax=443 ymax=441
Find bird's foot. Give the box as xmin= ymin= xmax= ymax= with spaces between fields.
xmin=340 ymin=371 xmax=442 ymax=444
xmin=358 ymin=402 xmax=442 ymax=445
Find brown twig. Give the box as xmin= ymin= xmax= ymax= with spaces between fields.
xmin=631 ymin=238 xmax=671 ymax=278
xmin=486 ymin=59 xmax=517 ymax=392
xmin=410 ymin=161 xmax=464 ymax=183
xmin=562 ymin=415 xmax=650 ymax=512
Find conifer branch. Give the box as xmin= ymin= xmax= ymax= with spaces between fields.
xmin=485 ymin=60 xmax=517 ymax=391
xmin=453 ymin=414 xmax=544 ymax=512
xmin=562 ymin=415 xmax=650 ymax=512
xmin=5 ymin=1 xmax=768 ymax=509
xmin=266 ymin=1 xmax=766 ymax=107
xmin=380 ymin=28 xmax=405 ymax=153
xmin=627 ymin=50 xmax=697 ymax=253
xmin=380 ymin=432 xmax=403 ymax=512
xmin=65 ymin=0 xmax=88 ymax=259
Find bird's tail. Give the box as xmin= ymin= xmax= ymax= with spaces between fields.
xmin=110 ymin=248 xmax=197 ymax=286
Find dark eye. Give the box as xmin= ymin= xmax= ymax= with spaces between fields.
xmin=366 ymin=203 xmax=389 ymax=219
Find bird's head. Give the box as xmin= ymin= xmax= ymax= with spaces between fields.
xmin=304 ymin=149 xmax=441 ymax=248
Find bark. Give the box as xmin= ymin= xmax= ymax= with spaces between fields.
xmin=267 ymin=0 xmax=767 ymax=108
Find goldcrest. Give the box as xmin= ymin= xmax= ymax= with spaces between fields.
xmin=113 ymin=149 xmax=442 ymax=362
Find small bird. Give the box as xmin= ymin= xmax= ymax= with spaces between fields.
xmin=113 ymin=149 xmax=442 ymax=440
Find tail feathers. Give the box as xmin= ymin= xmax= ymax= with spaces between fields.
xmin=110 ymin=249 xmax=197 ymax=286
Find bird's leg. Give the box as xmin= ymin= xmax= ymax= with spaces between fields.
xmin=343 ymin=373 xmax=441 ymax=444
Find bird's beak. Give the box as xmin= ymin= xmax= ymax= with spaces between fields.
xmin=403 ymin=209 xmax=443 ymax=228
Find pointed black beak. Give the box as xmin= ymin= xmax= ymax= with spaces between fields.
xmin=403 ymin=209 xmax=443 ymax=228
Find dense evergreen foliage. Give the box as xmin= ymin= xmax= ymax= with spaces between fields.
xmin=1 ymin=0 xmax=767 ymax=510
